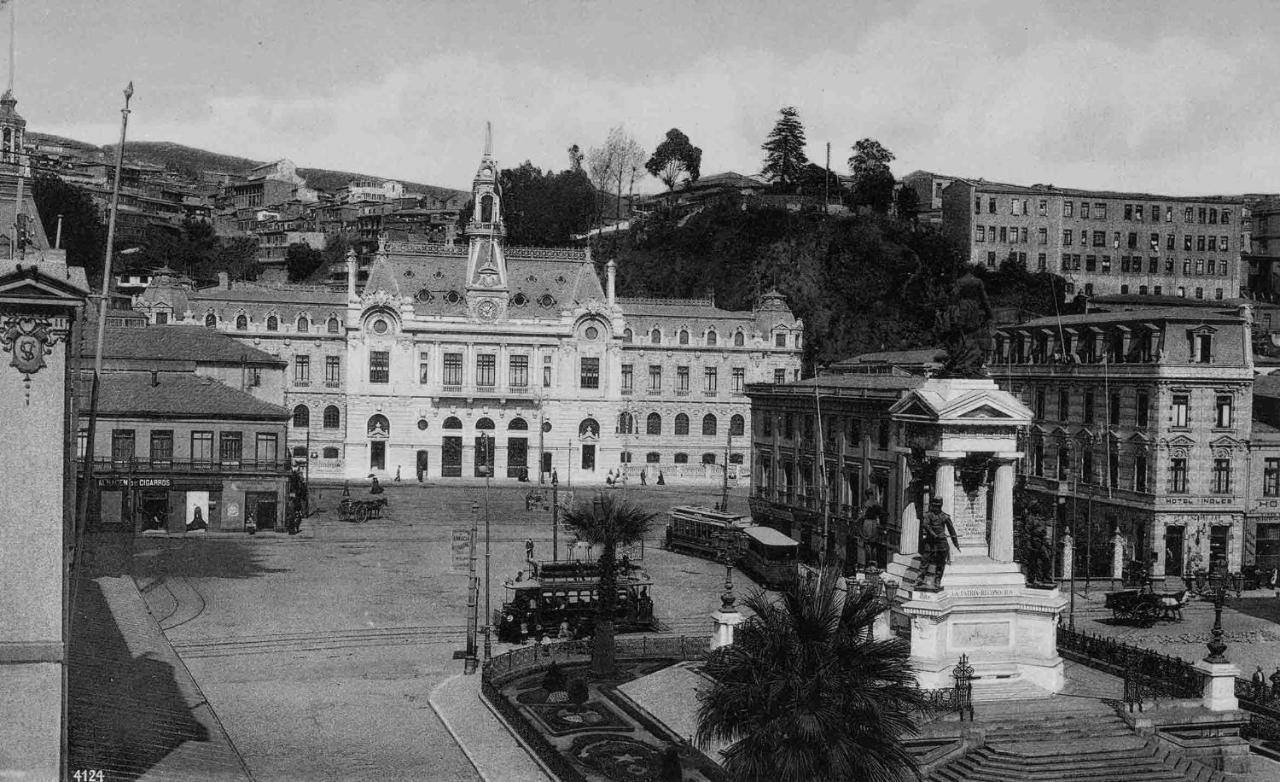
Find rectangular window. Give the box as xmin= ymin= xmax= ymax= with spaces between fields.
xmin=1101 ymin=256 xmax=1111 ymax=273
xmin=1063 ymin=229 xmax=1073 ymax=246
xmin=1208 ymin=235 xmax=1218 ymax=252
xmin=191 ymin=431 xmax=213 ymax=463
xmin=255 ymin=433 xmax=278 ymax=465
xmin=369 ymin=350 xmax=390 ymax=384
xmin=704 ymin=367 xmax=718 ymax=393
xmin=1037 ymin=227 xmax=1047 ymax=245
xmin=1086 ymin=255 xmax=1097 ymax=271
xmin=1197 ymin=235 xmax=1206 ymax=252
xmin=974 ymin=195 xmax=982 ymax=215
xmin=732 ymin=367 xmax=745 ymax=392
xmin=1223 ymin=209 xmax=1232 ymax=224
xmin=1194 ymin=334 xmax=1213 ymax=363
xmin=1084 ymin=391 xmax=1095 ymax=423
xmin=774 ymin=368 xmax=786 ymax=384
xmin=1220 ymin=235 xmax=1229 ymax=252
xmin=1109 ymin=393 xmax=1121 ymax=426
xmin=1170 ymin=458 xmax=1188 ymax=493
xmin=1064 ymin=201 xmax=1074 ymax=217
xmin=111 ymin=429 xmax=135 ymax=462
xmin=543 ymin=364 xmax=551 ymax=387
xmin=988 ymin=197 xmax=996 ymax=214
xmin=1125 ymin=204 xmax=1133 ymax=221
xmin=1184 ymin=207 xmax=1194 ymax=222
xmin=1166 ymin=234 xmax=1175 ymax=250
xmin=1195 ymin=259 xmax=1204 ymax=275
xmin=1209 ymin=207 xmax=1218 ymax=224
xmin=149 ymin=430 xmax=173 ymax=464
xmin=1038 ymin=199 xmax=1047 ymax=216
xmin=476 ymin=354 xmax=496 ymax=387
xmin=219 ymin=431 xmax=243 ymax=464
xmin=1037 ymin=252 xmax=1046 ymax=271
xmin=1128 ymin=232 xmax=1137 ymax=249
xmin=1020 ymin=227 xmax=1028 ymax=243
xmin=976 ymin=225 xmax=985 ymax=242
xmin=1081 ymin=202 xmax=1090 ymax=219
xmin=1265 ymin=458 xmax=1280 ymax=497
xmin=443 ymin=353 xmax=463 ymax=386
xmin=1166 ymin=206 xmax=1173 ymax=222
xmin=1135 ymin=204 xmax=1144 ymax=221
xmin=649 ymin=365 xmax=662 ymax=391
xmin=1215 ymin=395 xmax=1232 ymax=428
xmin=1212 ymin=458 xmax=1231 ymax=494
xmin=1172 ymin=393 xmax=1189 ymax=428
xmin=676 ymin=366 xmax=690 ymax=392
xmin=327 ymin=356 xmax=342 ymax=384
xmin=510 ymin=355 xmax=529 ymax=388
xmin=1092 ymin=231 xmax=1106 ymax=247
xmin=1058 ymin=390 xmax=1069 ymax=420
xmin=1096 ymin=203 xmax=1107 ymax=219
xmin=1034 ymin=387 xmax=1046 ymax=419
xmin=999 ymin=226 xmax=1007 ymax=243
xmin=579 ymin=357 xmax=599 ymax=389
xmin=294 ymin=355 xmax=310 ymax=384
xmin=1137 ymin=391 xmax=1149 ymax=427
xmin=620 ymin=363 xmax=633 ymax=392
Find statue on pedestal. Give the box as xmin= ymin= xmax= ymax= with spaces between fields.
xmin=934 ymin=271 xmax=993 ymax=379
xmin=920 ymin=498 xmax=961 ymax=591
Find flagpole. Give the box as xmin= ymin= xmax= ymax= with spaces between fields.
xmin=8 ymin=0 xmax=14 ymax=94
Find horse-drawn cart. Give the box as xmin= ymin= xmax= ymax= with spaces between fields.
xmin=339 ymin=497 xmax=388 ymax=523
xmin=1104 ymin=588 xmax=1189 ymax=627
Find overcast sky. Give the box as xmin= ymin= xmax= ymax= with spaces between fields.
xmin=19 ymin=0 xmax=1280 ymax=195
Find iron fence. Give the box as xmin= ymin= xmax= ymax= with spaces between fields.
xmin=1056 ymin=626 xmax=1204 ymax=705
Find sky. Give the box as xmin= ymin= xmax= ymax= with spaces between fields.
xmin=17 ymin=0 xmax=1280 ymax=195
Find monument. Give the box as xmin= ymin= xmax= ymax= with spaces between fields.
xmin=886 ymin=273 xmax=1067 ymax=691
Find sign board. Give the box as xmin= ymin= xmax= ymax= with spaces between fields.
xmin=1158 ymin=496 xmax=1238 ymax=507
xmin=96 ymin=477 xmax=173 ymax=489
xmin=451 ymin=528 xmax=473 ymax=573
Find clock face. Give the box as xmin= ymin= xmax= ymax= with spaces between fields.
xmin=477 ymin=299 xmax=499 ymax=321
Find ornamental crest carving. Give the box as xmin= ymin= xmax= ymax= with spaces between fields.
xmin=1 ymin=316 xmax=62 ymax=404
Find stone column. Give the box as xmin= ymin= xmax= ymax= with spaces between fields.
xmin=899 ymin=501 xmax=920 ymax=557
xmin=1112 ymin=533 xmax=1126 ymax=582
xmin=990 ymin=459 xmax=1016 ymax=563
xmin=1061 ymin=533 xmax=1074 ymax=583
xmin=935 ymin=459 xmax=956 ymax=519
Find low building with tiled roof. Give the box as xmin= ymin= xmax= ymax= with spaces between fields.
xmin=132 ymin=130 xmax=804 ymax=483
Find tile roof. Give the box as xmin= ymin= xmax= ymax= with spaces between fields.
xmin=1253 ymin=374 xmax=1280 ymax=400
xmin=96 ymin=372 xmax=289 ymax=420
xmin=1009 ymin=306 xmax=1243 ymax=330
xmin=833 ymin=347 xmax=943 ymax=366
xmin=618 ymin=298 xmax=756 ymax=322
xmin=947 ymin=177 xmax=1245 ymax=203
xmin=83 ymin=325 xmax=283 ymax=365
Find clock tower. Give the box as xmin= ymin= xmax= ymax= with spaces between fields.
xmin=465 ymin=122 xmax=509 ymax=322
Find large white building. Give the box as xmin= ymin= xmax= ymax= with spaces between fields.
xmin=136 ymin=132 xmax=804 ymax=483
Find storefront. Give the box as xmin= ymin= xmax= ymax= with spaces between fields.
xmin=94 ymin=474 xmax=288 ymax=533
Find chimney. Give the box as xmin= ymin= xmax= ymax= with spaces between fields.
xmin=606 ymin=258 xmax=616 ymax=306
xmin=150 ymin=370 xmax=159 ymax=387
xmin=217 ymin=271 xmax=230 ymax=289
xmin=346 ymin=248 xmax=357 ymax=301
xmin=445 ymin=223 xmax=457 ymax=248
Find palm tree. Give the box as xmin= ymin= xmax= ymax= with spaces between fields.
xmin=696 ymin=569 xmax=927 ymax=782
xmin=560 ymin=491 xmax=657 ymax=678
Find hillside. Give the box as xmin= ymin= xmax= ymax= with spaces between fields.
xmin=29 ymin=132 xmax=467 ymax=200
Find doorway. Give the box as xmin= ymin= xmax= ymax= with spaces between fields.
xmin=581 ymin=444 xmax=595 ymax=471
xmin=1210 ymin=525 xmax=1229 ymax=571
xmin=1257 ymin=524 xmax=1280 ymax=574
xmin=442 ymin=437 xmax=462 ymax=477
xmin=507 ymin=438 xmax=527 ymax=478
xmin=1165 ymin=525 xmax=1184 ymax=577
xmin=138 ymin=490 xmax=169 ymax=532
xmin=370 ymin=441 xmax=386 ymax=471
xmin=541 ymin=452 xmax=552 ymax=475
xmin=246 ymin=491 xmax=278 ymax=532
xmin=416 ymin=450 xmax=429 ymax=482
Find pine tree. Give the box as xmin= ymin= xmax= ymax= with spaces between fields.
xmin=761 ymin=106 xmax=809 ymax=191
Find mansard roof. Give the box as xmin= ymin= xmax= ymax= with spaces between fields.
xmin=95 ymin=372 xmax=288 ymax=421
xmin=81 ymin=325 xmax=283 ymax=365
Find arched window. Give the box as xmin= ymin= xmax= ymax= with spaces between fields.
xmin=650 ymin=328 xmax=661 ymax=344
xmin=674 ymin=453 xmax=689 ymax=464
xmin=674 ymin=413 xmax=690 ymax=435
xmin=367 ymin=414 xmax=390 ymax=437
xmin=678 ymin=329 xmax=689 ymax=345
xmin=579 ymin=418 xmax=599 ymax=437
xmin=508 ymin=417 xmax=528 ymax=430
xmin=235 ymin=314 xmax=248 ymax=330
xmin=476 ymin=417 xmax=495 ymax=430
xmin=322 ymin=446 xmax=339 ymax=459
xmin=443 ymin=416 xmax=463 ymax=429
xmin=706 ymin=329 xmax=717 ymax=346
xmin=730 ymin=414 xmax=745 ymax=437
xmin=646 ymin=452 xmax=661 ymax=463
xmin=623 ymin=328 xmax=633 ymax=343
xmin=480 ymin=194 xmax=494 ymax=222
xmin=617 ymin=412 xmax=634 ymax=434
xmin=703 ymin=414 xmax=717 ymax=436
xmin=734 ymin=331 xmax=744 ymax=347
xmin=297 ymin=315 xmax=310 ymax=333
xmin=292 ymin=405 xmax=310 ymax=428
xmin=323 ymin=405 xmax=340 ymax=429
xmin=204 ymin=313 xmax=217 ymax=328
xmin=702 ymin=453 xmax=717 ymax=465
xmin=266 ymin=315 xmax=278 ymax=331
xmin=646 ymin=413 xmax=662 ymax=435
xmin=327 ymin=317 xmax=340 ymax=334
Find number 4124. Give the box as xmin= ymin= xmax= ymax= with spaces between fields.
xmin=73 ymin=771 xmax=105 ymax=782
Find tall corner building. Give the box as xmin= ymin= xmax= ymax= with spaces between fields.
xmin=941 ymin=179 xmax=1248 ymax=302
xmin=136 ymin=131 xmax=804 ymax=483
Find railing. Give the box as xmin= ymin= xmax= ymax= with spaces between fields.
xmin=916 ymin=654 xmax=975 ymax=721
xmin=80 ymin=457 xmax=293 ymax=475
xmin=1056 ymin=626 xmax=1205 ymax=707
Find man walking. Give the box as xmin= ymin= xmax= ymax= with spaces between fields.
xmin=525 ymin=537 xmax=535 ymax=562
xmin=920 ymin=498 xmax=960 ymax=591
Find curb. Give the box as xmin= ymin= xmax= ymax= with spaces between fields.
xmin=428 ymin=673 xmax=555 ymax=782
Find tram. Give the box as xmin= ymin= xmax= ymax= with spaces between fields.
xmin=497 ymin=560 xmax=656 ymax=642
xmin=664 ymin=505 xmax=801 ymax=590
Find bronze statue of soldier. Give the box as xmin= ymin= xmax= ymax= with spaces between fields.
xmin=920 ymin=497 xmax=961 ymax=591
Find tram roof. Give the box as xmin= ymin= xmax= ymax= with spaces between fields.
xmin=669 ymin=505 xmax=751 ymax=525
xmin=743 ymin=526 xmax=799 ymax=547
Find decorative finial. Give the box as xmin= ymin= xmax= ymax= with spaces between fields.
xmin=124 ymin=81 xmax=134 ymax=102
xmin=484 ymin=121 xmax=492 ymax=158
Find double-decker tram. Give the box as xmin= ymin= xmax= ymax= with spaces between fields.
xmin=664 ymin=505 xmax=800 ymax=591
xmin=497 ymin=560 xmax=655 ymax=642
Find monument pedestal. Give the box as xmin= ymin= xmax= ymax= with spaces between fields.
xmin=1196 ymin=659 xmax=1241 ymax=712
xmin=901 ymin=552 xmax=1067 ymax=691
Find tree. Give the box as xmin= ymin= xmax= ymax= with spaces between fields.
xmin=848 ymin=139 xmax=896 ymax=214
xmin=797 ymin=163 xmax=843 ymax=203
xmin=894 ymin=185 xmax=920 ymax=222
xmin=645 ymin=128 xmax=702 ymax=191
xmin=285 ymin=242 xmax=326 ymax=282
xmin=761 ymin=106 xmax=809 ymax=191
xmin=567 ymin=144 xmax=585 ymax=172
xmin=697 ymin=569 xmax=927 ymax=782
xmin=31 ymin=174 xmax=107 ymax=288
xmin=541 ymin=660 xmax=568 ymax=694
xmin=559 ymin=492 xmax=657 ymax=677
xmin=588 ymin=126 xmax=646 ymax=226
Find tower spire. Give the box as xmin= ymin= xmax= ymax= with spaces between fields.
xmin=484 ymin=121 xmax=492 ymax=158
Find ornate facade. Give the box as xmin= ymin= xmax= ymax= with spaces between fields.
xmin=135 ymin=133 xmax=803 ymax=482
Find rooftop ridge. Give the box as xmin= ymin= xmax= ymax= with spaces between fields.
xmin=618 ymin=295 xmax=716 ymax=307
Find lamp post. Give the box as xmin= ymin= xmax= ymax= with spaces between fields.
xmin=1205 ymin=579 xmax=1229 ymax=664
xmin=551 ymin=470 xmax=560 ymax=562
xmin=714 ymin=529 xmax=736 ymax=611
xmin=482 ymin=436 xmax=494 ymax=662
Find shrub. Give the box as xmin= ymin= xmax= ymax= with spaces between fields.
xmin=542 ymin=660 xmax=568 ymax=693
xmin=567 ymin=677 xmax=590 ymax=712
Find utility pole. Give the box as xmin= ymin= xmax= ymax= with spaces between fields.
xmin=824 ymin=141 xmax=831 ymax=214
xmin=552 ymin=470 xmax=560 ymax=562
xmin=74 ymin=82 xmax=133 ymax=569
xmin=721 ymin=428 xmax=731 ymax=512
xmin=483 ymin=433 xmax=493 ymax=661
xmin=815 ymin=387 xmax=829 ymax=567
xmin=465 ymin=500 xmax=479 ymax=673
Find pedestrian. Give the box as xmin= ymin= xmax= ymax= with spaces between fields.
xmin=370 ymin=476 xmax=384 ymax=494
xmin=559 ymin=619 xmax=571 ymax=639
xmin=640 ymin=468 xmax=647 ymax=486
xmin=342 ymin=481 xmax=351 ymax=497
xmin=519 ymin=620 xmax=529 ymax=644
xmin=1254 ymin=666 xmax=1267 ymax=699
xmin=1271 ymin=667 xmax=1280 ymax=700
xmin=246 ymin=511 xmax=257 ymax=536
xmin=526 ymin=537 xmax=535 ymax=561
xmin=657 ymin=470 xmax=664 ymax=485
xmin=394 ymin=466 xmax=402 ymax=482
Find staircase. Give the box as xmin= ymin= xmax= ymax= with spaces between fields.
xmin=928 ymin=697 xmax=1207 ymax=782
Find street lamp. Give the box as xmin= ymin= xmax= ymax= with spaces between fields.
xmin=1205 ymin=579 xmax=1229 ymax=664
xmin=551 ymin=470 xmax=560 ymax=562
xmin=481 ymin=435 xmax=494 ymax=662
xmin=714 ymin=529 xmax=736 ymax=611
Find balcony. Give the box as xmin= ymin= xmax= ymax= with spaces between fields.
xmin=80 ymin=457 xmax=293 ymax=476
xmin=621 ymin=388 xmax=633 ymax=396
